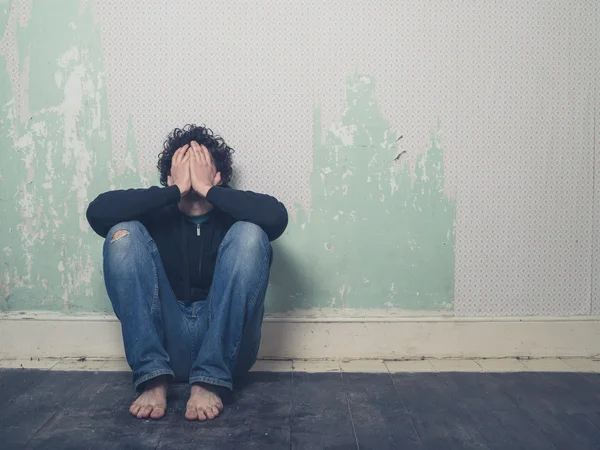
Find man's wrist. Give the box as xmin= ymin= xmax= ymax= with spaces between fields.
xmin=196 ymin=184 xmax=213 ymax=197
xmin=166 ymin=184 xmax=183 ymax=203
xmin=176 ymin=184 xmax=187 ymax=196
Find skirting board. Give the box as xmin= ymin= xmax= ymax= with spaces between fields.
xmin=1 ymin=313 xmax=600 ymax=360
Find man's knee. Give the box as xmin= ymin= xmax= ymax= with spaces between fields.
xmin=103 ymin=222 xmax=149 ymax=267
xmin=224 ymin=222 xmax=270 ymax=254
xmin=105 ymin=221 xmax=146 ymax=246
xmin=111 ymin=229 xmax=129 ymax=242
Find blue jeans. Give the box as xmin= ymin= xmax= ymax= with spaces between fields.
xmin=103 ymin=220 xmax=272 ymax=391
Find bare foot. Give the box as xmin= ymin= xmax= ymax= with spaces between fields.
xmin=129 ymin=376 xmax=168 ymax=419
xmin=185 ymin=383 xmax=224 ymax=421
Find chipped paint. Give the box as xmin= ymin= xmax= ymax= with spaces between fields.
xmin=267 ymin=73 xmax=456 ymax=313
xmin=0 ymin=4 xmax=454 ymax=315
xmin=0 ymin=1 xmax=141 ymax=312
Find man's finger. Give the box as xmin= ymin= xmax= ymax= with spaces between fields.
xmin=180 ymin=144 xmax=190 ymax=162
xmin=174 ymin=145 xmax=185 ymax=164
xmin=189 ymin=141 xmax=203 ymax=164
xmin=189 ymin=144 xmax=198 ymax=163
xmin=194 ymin=142 xmax=207 ymax=165
xmin=200 ymin=144 xmax=212 ymax=166
xmin=173 ymin=144 xmax=189 ymax=164
xmin=190 ymin=141 xmax=202 ymax=160
xmin=172 ymin=147 xmax=181 ymax=165
xmin=200 ymin=144 xmax=209 ymax=158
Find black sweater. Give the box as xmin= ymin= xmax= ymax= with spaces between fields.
xmin=86 ymin=185 xmax=288 ymax=302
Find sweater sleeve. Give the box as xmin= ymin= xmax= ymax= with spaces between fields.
xmin=205 ymin=186 xmax=288 ymax=241
xmin=86 ymin=185 xmax=181 ymax=238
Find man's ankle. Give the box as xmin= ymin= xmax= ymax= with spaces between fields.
xmin=143 ymin=375 xmax=170 ymax=390
xmin=192 ymin=381 xmax=214 ymax=390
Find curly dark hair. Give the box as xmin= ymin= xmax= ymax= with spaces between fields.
xmin=157 ymin=124 xmax=234 ymax=186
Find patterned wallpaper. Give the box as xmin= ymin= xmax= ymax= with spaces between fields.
xmin=0 ymin=0 xmax=597 ymax=316
xmin=593 ymin=34 xmax=600 ymax=315
xmin=451 ymin=1 xmax=598 ymax=316
xmin=92 ymin=0 xmax=599 ymax=316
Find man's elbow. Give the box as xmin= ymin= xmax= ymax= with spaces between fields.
xmin=266 ymin=205 xmax=288 ymax=241
xmin=85 ymin=202 xmax=108 ymax=238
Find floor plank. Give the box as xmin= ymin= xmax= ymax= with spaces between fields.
xmin=446 ymin=372 xmax=557 ymax=450
xmin=487 ymin=372 xmax=600 ymax=449
xmin=290 ymin=372 xmax=358 ymax=449
xmin=391 ymin=373 xmax=492 ymax=450
xmin=0 ymin=370 xmax=89 ymax=448
xmin=498 ymin=372 xmax=600 ymax=415
xmin=1 ymin=368 xmax=600 ymax=449
xmin=0 ymin=368 xmax=48 ymax=406
xmin=557 ymin=412 xmax=600 ymax=449
xmin=215 ymin=372 xmax=293 ymax=449
xmin=157 ymin=372 xmax=293 ymax=449
xmin=28 ymin=409 xmax=167 ymax=450
xmin=343 ymin=372 xmax=423 ymax=449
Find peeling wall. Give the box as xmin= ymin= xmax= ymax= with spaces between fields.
xmin=267 ymin=74 xmax=455 ymax=313
xmin=0 ymin=1 xmax=142 ymax=312
xmin=0 ymin=1 xmax=597 ymax=317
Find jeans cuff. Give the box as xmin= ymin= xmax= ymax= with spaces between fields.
xmin=189 ymin=375 xmax=233 ymax=391
xmin=134 ymin=369 xmax=174 ymax=390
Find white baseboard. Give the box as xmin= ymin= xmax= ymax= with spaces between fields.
xmin=1 ymin=312 xmax=599 ymax=360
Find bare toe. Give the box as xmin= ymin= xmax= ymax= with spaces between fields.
xmin=185 ymin=408 xmax=198 ymax=421
xmin=139 ymin=405 xmax=152 ymax=419
xmin=150 ymin=406 xmax=166 ymax=420
xmin=210 ymin=406 xmax=220 ymax=418
xmin=131 ymin=376 xmax=169 ymax=419
xmin=197 ymin=408 xmax=208 ymax=421
xmin=205 ymin=407 xmax=215 ymax=420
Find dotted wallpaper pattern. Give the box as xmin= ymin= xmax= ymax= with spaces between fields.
xmin=92 ymin=0 xmax=599 ymax=316
xmin=593 ymin=32 xmax=600 ymax=315
xmin=450 ymin=1 xmax=598 ymax=316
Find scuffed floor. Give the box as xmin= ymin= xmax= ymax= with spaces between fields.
xmin=1 ymin=362 xmax=600 ymax=449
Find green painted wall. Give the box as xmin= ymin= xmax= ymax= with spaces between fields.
xmin=267 ymin=74 xmax=455 ymax=313
xmin=0 ymin=1 xmax=142 ymax=312
xmin=0 ymin=1 xmax=455 ymax=314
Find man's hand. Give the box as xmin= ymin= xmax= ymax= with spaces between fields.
xmin=190 ymin=141 xmax=221 ymax=197
xmin=167 ymin=144 xmax=192 ymax=196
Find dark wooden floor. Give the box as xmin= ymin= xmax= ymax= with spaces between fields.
xmin=1 ymin=368 xmax=600 ymax=449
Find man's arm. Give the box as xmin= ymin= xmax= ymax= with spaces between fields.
xmin=206 ymin=186 xmax=288 ymax=241
xmin=188 ymin=141 xmax=288 ymax=241
xmin=88 ymin=144 xmax=192 ymax=238
xmin=86 ymin=185 xmax=181 ymax=238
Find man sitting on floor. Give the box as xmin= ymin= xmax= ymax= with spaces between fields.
xmin=86 ymin=125 xmax=288 ymax=421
